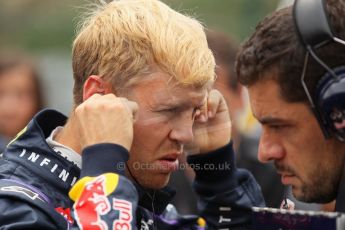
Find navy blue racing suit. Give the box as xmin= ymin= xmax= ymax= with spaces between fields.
xmin=0 ymin=109 xmax=265 ymax=229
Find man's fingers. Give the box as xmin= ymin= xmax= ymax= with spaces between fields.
xmin=123 ymin=99 xmax=139 ymax=121
xmin=74 ymin=93 xmax=138 ymax=151
xmin=203 ymin=89 xmax=228 ymax=120
xmin=195 ymin=90 xmax=227 ymax=123
xmin=207 ymin=90 xmax=222 ymax=118
xmin=87 ymin=93 xmax=139 ymax=120
xmin=195 ymin=94 xmax=208 ymax=123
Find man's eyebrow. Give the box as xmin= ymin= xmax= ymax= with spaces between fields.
xmin=157 ymin=99 xmax=205 ymax=108
xmin=258 ymin=116 xmax=289 ymax=125
xmin=156 ymin=101 xmax=181 ymax=107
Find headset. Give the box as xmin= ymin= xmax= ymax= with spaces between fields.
xmin=293 ymin=0 xmax=345 ymax=141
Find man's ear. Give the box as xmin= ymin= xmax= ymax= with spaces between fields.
xmin=82 ymin=75 xmax=112 ymax=101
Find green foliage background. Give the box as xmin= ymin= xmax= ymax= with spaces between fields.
xmin=0 ymin=0 xmax=279 ymax=52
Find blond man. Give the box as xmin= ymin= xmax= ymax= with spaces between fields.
xmin=0 ymin=0 xmax=264 ymax=229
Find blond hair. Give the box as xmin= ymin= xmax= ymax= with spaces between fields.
xmin=72 ymin=0 xmax=215 ymax=105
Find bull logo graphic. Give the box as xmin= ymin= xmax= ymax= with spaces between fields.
xmin=330 ymin=108 xmax=345 ymax=130
xmin=74 ymin=175 xmax=111 ymax=230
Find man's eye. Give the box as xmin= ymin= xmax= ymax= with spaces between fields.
xmin=159 ymin=108 xmax=179 ymax=113
xmin=269 ymin=124 xmax=286 ymax=130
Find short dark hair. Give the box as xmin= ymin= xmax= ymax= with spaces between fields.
xmin=206 ymin=30 xmax=239 ymax=90
xmin=236 ymin=0 xmax=345 ymax=103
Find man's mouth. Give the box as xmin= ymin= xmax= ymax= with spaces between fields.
xmin=275 ymin=163 xmax=295 ymax=185
xmin=156 ymin=153 xmax=180 ymax=172
xmin=281 ymin=174 xmax=295 ymax=185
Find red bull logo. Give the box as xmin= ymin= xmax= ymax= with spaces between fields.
xmin=113 ymin=198 xmax=132 ymax=230
xmin=55 ymin=207 xmax=74 ymax=224
xmin=74 ymin=175 xmax=111 ymax=230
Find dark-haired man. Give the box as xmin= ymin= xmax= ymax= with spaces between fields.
xmin=236 ymin=0 xmax=345 ymax=212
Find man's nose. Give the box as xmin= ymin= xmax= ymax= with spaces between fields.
xmin=169 ymin=113 xmax=194 ymax=145
xmin=258 ymin=131 xmax=284 ymax=163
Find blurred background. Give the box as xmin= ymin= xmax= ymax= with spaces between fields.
xmin=0 ymin=0 xmax=281 ymax=114
xmin=3 ymin=0 xmax=329 ymax=213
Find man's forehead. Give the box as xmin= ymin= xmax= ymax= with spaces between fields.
xmin=248 ymin=80 xmax=310 ymax=123
xmin=126 ymin=78 xmax=207 ymax=129
xmin=248 ymin=80 xmax=286 ymax=118
xmin=129 ymin=70 xmax=209 ymax=106
xmin=152 ymin=84 xmax=207 ymax=106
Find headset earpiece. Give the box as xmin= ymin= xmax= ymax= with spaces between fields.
xmin=294 ymin=0 xmax=345 ymax=142
xmin=316 ymin=66 xmax=345 ymax=141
